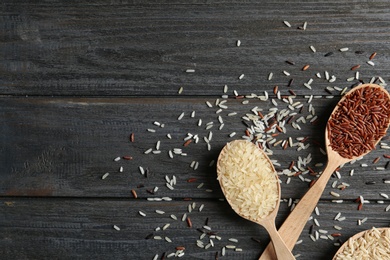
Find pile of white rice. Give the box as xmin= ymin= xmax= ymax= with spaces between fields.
xmin=334 ymin=227 xmax=390 ymax=260
xmin=217 ymin=140 xmax=279 ymax=221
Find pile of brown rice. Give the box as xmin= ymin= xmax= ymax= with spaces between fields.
xmin=217 ymin=140 xmax=279 ymax=222
xmin=333 ymin=227 xmax=390 ymax=260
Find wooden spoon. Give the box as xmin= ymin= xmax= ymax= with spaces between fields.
xmin=259 ymin=83 xmax=390 ymax=260
xmin=217 ymin=140 xmax=295 ymax=260
xmin=333 ymin=227 xmax=390 ymax=259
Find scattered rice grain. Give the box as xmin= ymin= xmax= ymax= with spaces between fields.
xmin=113 ymin=225 xmax=120 ymax=231
xmin=283 ymin=21 xmax=291 ymax=27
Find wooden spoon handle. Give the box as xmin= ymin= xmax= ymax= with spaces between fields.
xmin=261 ymin=219 xmax=296 ymax=260
xmin=259 ymin=159 xmax=341 ymax=260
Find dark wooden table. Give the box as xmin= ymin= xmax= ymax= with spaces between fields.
xmin=1 ymin=1 xmax=390 ymax=259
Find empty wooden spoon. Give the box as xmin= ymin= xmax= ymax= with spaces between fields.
xmin=333 ymin=227 xmax=390 ymax=259
xmin=259 ymin=83 xmax=390 ymax=260
xmin=217 ymin=139 xmax=295 ymax=260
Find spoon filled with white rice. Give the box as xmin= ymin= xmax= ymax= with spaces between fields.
xmin=217 ymin=139 xmax=295 ymax=260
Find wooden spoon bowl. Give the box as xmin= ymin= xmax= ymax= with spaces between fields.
xmin=333 ymin=227 xmax=390 ymax=259
xmin=217 ymin=140 xmax=295 ymax=260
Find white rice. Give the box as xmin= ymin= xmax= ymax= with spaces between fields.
xmin=380 ymin=193 xmax=389 ymax=199
xmin=330 ymin=191 xmax=340 ymax=197
xmin=113 ymin=225 xmax=120 ymax=231
xmin=334 ymin=228 xmax=390 ymax=259
xmin=217 ymin=140 xmax=279 ymax=221
xmin=178 ymin=112 xmax=185 ymax=120
xmin=203 ymin=225 xmax=211 ymax=231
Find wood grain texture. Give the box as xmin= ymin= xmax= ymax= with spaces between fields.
xmin=1 ymin=96 xmax=389 ymax=201
xmin=0 ymin=198 xmax=388 ymax=260
xmin=1 ymin=1 xmax=390 ymax=96
xmin=2 ymin=1 xmax=390 ymax=259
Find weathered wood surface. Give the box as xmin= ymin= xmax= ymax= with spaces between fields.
xmin=2 ymin=1 xmax=390 ymax=96
xmin=1 ymin=198 xmax=389 ymax=260
xmin=1 ymin=97 xmax=389 ymax=200
xmin=1 ymin=1 xmax=390 ymax=259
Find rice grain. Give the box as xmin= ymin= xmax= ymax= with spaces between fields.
xmin=334 ymin=228 xmax=390 ymax=259
xmin=217 ymin=140 xmax=279 ymax=221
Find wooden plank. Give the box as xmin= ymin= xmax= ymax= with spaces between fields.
xmin=1 ymin=96 xmax=390 ymax=200
xmin=1 ymin=2 xmax=389 ymax=260
xmin=0 ymin=198 xmax=388 ymax=260
xmin=1 ymin=1 xmax=389 ymax=96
